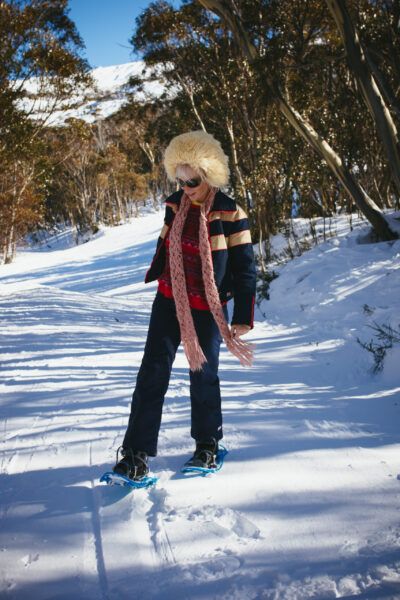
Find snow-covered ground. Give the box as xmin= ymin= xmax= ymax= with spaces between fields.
xmin=0 ymin=209 xmax=400 ymax=599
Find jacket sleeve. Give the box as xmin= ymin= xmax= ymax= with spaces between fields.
xmin=227 ymin=205 xmax=256 ymax=327
xmin=144 ymin=201 xmax=176 ymax=283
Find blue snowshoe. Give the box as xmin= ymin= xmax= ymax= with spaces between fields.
xmin=181 ymin=439 xmax=228 ymax=476
xmin=100 ymin=447 xmax=156 ymax=489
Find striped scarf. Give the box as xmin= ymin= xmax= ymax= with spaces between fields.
xmin=169 ymin=189 xmax=254 ymax=371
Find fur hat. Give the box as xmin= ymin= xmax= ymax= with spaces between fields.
xmin=164 ymin=130 xmax=230 ymax=188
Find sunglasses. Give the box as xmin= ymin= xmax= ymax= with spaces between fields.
xmin=176 ymin=177 xmax=202 ymax=189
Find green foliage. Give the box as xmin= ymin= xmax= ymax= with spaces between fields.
xmin=256 ymin=268 xmax=279 ymax=303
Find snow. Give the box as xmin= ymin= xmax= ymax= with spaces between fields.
xmin=19 ymin=61 xmax=166 ymax=125
xmin=1 ymin=208 xmax=400 ymax=599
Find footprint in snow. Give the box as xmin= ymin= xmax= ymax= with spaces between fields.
xmin=186 ymin=505 xmax=260 ymax=540
xmin=189 ymin=554 xmax=242 ymax=581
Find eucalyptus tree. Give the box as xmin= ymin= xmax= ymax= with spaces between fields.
xmin=360 ymin=0 xmax=400 ymax=126
xmin=109 ymin=96 xmax=182 ymax=204
xmin=198 ymin=0 xmax=397 ymax=240
xmin=131 ymin=0 xmax=298 ymax=252
xmin=326 ymin=0 xmax=400 ymax=198
xmin=132 ymin=0 xmax=253 ymax=190
xmin=130 ymin=0 xmax=398 ymax=251
xmin=0 ymin=0 xmax=90 ymax=262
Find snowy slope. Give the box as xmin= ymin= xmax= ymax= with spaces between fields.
xmin=20 ymin=61 xmax=165 ymax=125
xmin=0 ymin=210 xmax=400 ymax=600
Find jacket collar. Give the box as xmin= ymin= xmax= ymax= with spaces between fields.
xmin=166 ymin=189 xmax=236 ymax=213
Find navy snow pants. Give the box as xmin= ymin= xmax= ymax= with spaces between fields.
xmin=122 ymin=291 xmax=227 ymax=456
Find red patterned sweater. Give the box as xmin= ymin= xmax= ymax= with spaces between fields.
xmin=158 ymin=202 xmax=210 ymax=310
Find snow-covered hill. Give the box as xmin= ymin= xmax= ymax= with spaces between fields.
xmin=0 ymin=210 xmax=399 ymax=599
xmin=20 ymin=61 xmax=165 ymax=126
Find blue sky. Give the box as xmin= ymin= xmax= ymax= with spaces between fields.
xmin=68 ymin=0 xmax=177 ymax=68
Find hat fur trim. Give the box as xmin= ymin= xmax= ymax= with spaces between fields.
xmin=164 ymin=130 xmax=230 ymax=188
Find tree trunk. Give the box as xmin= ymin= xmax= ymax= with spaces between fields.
xmin=176 ymin=73 xmax=207 ymax=132
xmin=198 ymin=0 xmax=397 ymax=241
xmin=326 ymin=0 xmax=400 ymax=198
xmin=364 ymin=45 xmax=400 ymax=124
xmin=273 ymin=84 xmax=395 ymax=240
xmin=226 ymin=117 xmax=247 ymax=198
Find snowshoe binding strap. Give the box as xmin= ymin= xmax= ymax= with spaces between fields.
xmin=113 ymin=446 xmax=149 ymax=481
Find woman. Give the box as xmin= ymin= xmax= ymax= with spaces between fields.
xmin=113 ymin=130 xmax=256 ymax=480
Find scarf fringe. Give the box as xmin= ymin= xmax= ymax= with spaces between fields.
xmin=226 ymin=337 xmax=255 ymax=367
xmin=182 ymin=339 xmax=207 ymax=371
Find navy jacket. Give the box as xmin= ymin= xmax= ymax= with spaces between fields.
xmin=145 ymin=190 xmax=257 ymax=327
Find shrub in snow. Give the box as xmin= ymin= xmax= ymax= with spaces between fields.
xmin=357 ymin=322 xmax=400 ymax=373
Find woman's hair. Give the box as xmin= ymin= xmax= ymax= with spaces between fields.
xmin=175 ymin=163 xmax=209 ymax=186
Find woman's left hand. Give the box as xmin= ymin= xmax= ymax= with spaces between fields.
xmin=230 ymin=324 xmax=251 ymax=338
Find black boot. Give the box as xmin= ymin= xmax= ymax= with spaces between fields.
xmin=113 ymin=447 xmax=149 ymax=481
xmin=186 ymin=438 xmax=219 ymax=469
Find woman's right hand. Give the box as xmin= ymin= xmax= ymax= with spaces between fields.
xmin=230 ymin=324 xmax=251 ymax=338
